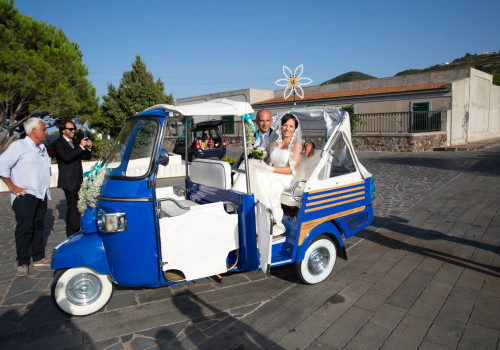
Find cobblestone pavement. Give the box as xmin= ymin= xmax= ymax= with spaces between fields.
xmin=0 ymin=147 xmax=498 ymax=349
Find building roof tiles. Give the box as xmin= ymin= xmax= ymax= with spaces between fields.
xmin=253 ymin=82 xmax=450 ymax=105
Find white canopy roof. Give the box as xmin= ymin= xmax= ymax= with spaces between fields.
xmin=273 ymin=106 xmax=347 ymax=136
xmin=144 ymin=98 xmax=254 ymax=117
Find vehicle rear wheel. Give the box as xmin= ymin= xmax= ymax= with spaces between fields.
xmin=294 ymin=235 xmax=336 ymax=284
xmin=51 ymin=267 xmax=114 ymax=316
xmin=188 ymin=152 xmax=196 ymax=161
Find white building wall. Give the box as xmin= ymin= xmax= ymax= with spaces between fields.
xmin=468 ymin=69 xmax=492 ymax=141
xmin=450 ymin=68 xmax=500 ymax=144
xmin=451 ymin=78 xmax=470 ymax=144
xmin=491 ymin=84 xmax=500 ymax=135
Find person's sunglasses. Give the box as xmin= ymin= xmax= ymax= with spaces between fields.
xmin=66 ymin=128 xmax=76 ymax=131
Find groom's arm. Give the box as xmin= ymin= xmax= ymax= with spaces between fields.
xmin=301 ymin=140 xmax=315 ymax=157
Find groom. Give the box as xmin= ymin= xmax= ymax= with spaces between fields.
xmin=254 ymin=109 xmax=314 ymax=157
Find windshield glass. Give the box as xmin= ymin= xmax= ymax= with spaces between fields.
xmin=104 ymin=119 xmax=160 ymax=178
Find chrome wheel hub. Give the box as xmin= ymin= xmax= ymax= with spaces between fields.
xmin=66 ymin=273 xmax=102 ymax=306
xmin=308 ymin=247 xmax=330 ymax=276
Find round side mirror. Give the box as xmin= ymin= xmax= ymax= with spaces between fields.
xmin=158 ymin=148 xmax=169 ymax=166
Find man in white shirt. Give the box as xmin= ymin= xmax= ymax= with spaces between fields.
xmin=0 ymin=118 xmax=52 ymax=276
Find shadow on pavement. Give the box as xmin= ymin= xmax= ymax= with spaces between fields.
xmin=362 ymin=216 xmax=500 ymax=278
xmin=0 ymin=293 xmax=96 ymax=349
xmin=154 ymin=290 xmax=284 ymax=349
xmin=373 ymin=147 xmax=500 ymax=176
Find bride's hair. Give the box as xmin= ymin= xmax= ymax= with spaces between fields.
xmin=281 ymin=113 xmax=299 ymax=128
xmin=270 ymin=113 xmax=303 ymax=152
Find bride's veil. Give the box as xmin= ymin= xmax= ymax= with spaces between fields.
xmin=269 ymin=113 xmax=303 ymax=151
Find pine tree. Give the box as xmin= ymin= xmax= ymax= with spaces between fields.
xmin=0 ymin=0 xmax=98 ymax=152
xmin=92 ymin=55 xmax=174 ymax=137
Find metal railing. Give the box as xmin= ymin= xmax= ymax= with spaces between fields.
xmin=356 ymin=111 xmax=444 ymax=133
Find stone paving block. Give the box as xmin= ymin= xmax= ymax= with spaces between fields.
xmin=314 ymin=305 xmax=373 ymax=349
xmin=387 ymin=269 xmax=434 ymax=310
xmin=456 ymin=263 xmax=488 ymax=291
xmin=128 ymin=335 xmax=158 ymax=349
xmin=106 ymin=291 xmax=138 ymax=311
xmin=381 ymin=313 xmax=433 ymax=350
xmin=482 ymin=274 xmax=500 ymax=298
xmin=407 ymin=279 xmax=453 ymax=320
xmin=433 ymin=262 xmax=464 ymax=284
xmin=457 ymin=322 xmax=499 ymax=350
xmin=343 ymin=321 xmax=391 ymax=350
xmin=424 ymin=286 xmax=478 ymax=349
xmin=354 ymin=289 xmax=388 ymax=312
xmin=312 ymin=279 xmax=373 ymax=323
xmin=278 ymin=315 xmax=332 ymax=350
xmin=356 ymin=255 xmax=400 ymax=284
xmin=469 ymin=293 xmax=500 ymax=330
xmin=369 ymin=303 xmax=406 ymax=330
xmin=135 ymin=321 xmax=189 ymax=343
xmin=3 ymin=329 xmax=85 ymax=350
xmin=71 ymin=337 xmax=121 ymax=350
xmin=417 ymin=256 xmax=444 ymax=274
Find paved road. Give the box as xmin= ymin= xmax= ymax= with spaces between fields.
xmin=0 ymin=147 xmax=498 ymax=349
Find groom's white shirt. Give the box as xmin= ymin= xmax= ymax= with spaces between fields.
xmin=255 ymin=129 xmax=272 ymax=154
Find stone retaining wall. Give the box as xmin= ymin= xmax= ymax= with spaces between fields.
xmin=164 ymin=131 xmax=447 ymax=152
xmin=352 ymin=132 xmax=447 ymax=152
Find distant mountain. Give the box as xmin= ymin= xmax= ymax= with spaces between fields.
xmin=320 ymin=71 xmax=376 ymax=85
xmin=320 ymin=52 xmax=500 ymax=86
xmin=395 ymin=52 xmax=500 ymax=80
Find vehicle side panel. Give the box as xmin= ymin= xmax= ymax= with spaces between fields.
xmin=291 ymin=178 xmax=373 ymax=262
xmin=185 ymin=180 xmax=260 ymax=271
xmin=51 ymin=233 xmax=110 ymax=273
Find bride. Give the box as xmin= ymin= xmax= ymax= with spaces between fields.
xmin=234 ymin=113 xmax=303 ymax=235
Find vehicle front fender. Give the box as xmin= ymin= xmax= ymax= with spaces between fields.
xmin=51 ymin=232 xmax=110 ymax=274
xmin=295 ymin=221 xmax=345 ymax=262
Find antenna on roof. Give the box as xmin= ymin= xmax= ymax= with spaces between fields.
xmin=275 ymin=64 xmax=312 ymax=106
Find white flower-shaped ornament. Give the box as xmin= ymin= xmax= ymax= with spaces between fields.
xmin=275 ymin=65 xmax=313 ymax=100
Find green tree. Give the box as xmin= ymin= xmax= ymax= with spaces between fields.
xmin=92 ymin=55 xmax=174 ymax=137
xmin=0 ymin=0 xmax=98 ymax=152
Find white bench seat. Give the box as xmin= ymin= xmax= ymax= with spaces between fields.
xmin=280 ymin=150 xmax=322 ymax=207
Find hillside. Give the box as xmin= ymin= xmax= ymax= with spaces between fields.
xmin=320 ymin=71 xmax=376 ymax=85
xmin=321 ymin=52 xmax=500 ymax=85
xmin=395 ymin=52 xmax=500 ymax=77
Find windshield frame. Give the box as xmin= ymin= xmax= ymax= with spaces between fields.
xmin=103 ymin=116 xmax=163 ymax=181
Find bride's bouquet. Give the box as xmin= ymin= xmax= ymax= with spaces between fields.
xmin=244 ymin=122 xmax=267 ymax=160
xmin=250 ymin=145 xmax=267 ymax=160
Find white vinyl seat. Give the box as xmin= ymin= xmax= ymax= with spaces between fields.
xmin=190 ymin=159 xmax=232 ymax=190
xmin=156 ymin=159 xmax=232 ymax=217
xmin=280 ymin=150 xmax=322 ymax=207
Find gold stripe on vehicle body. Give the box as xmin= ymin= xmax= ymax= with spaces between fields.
xmin=298 ymin=206 xmax=366 ymax=246
xmin=308 ymin=180 xmax=365 ymax=195
xmin=304 ymin=196 xmax=365 ymax=213
xmin=306 ymin=191 xmax=365 ymax=207
xmin=308 ymin=186 xmax=365 ymax=200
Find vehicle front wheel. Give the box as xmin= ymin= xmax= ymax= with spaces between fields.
xmin=51 ymin=267 xmax=114 ymax=316
xmin=294 ymin=235 xmax=337 ymax=285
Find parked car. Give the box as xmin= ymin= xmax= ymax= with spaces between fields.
xmin=173 ymin=120 xmax=226 ymax=160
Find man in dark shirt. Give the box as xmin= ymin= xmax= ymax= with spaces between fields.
xmin=53 ymin=120 xmax=92 ymax=237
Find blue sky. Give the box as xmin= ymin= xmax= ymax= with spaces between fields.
xmin=15 ymin=0 xmax=500 ymax=102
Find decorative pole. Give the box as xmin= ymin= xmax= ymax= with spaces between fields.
xmin=275 ymin=64 xmax=312 ymax=107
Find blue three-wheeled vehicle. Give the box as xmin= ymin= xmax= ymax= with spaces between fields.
xmin=50 ymin=99 xmax=374 ymax=316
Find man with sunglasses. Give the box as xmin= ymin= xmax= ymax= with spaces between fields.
xmin=53 ymin=120 xmax=92 ymax=237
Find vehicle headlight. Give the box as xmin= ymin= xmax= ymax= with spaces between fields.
xmin=98 ymin=210 xmax=127 ymax=233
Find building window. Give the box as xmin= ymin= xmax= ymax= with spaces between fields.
xmin=222 ymin=115 xmax=235 ymax=134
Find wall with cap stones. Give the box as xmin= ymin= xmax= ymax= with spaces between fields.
xmin=352 ymin=132 xmax=447 ymax=152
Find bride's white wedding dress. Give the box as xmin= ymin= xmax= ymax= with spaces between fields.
xmin=233 ymin=142 xmax=300 ymax=235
